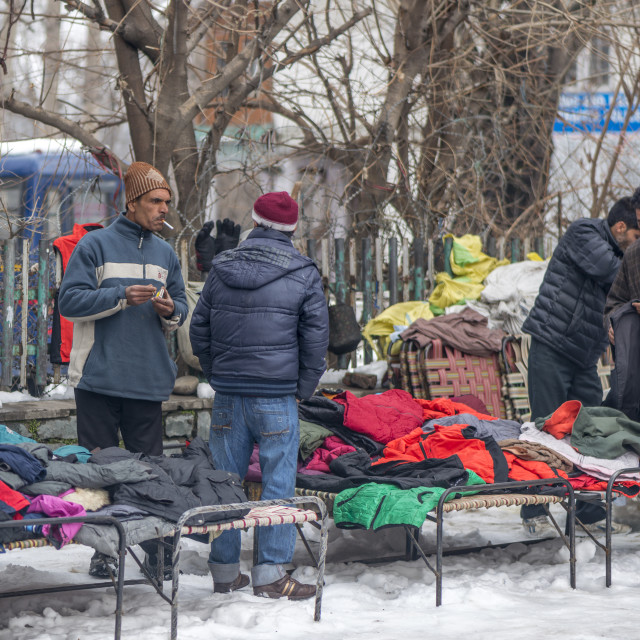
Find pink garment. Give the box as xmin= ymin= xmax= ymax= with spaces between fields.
xmin=27 ymin=494 xmax=86 ymax=547
xmin=305 ymin=436 xmax=356 ymax=473
xmin=333 ymin=389 xmax=424 ymax=444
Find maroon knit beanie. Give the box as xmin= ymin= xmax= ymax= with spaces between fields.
xmin=252 ymin=192 xmax=298 ymax=231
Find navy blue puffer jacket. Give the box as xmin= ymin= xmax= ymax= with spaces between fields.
xmin=189 ymin=227 xmax=329 ymax=399
xmin=522 ymin=218 xmax=622 ymax=367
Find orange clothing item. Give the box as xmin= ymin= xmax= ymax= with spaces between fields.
xmin=503 ymin=451 xmax=569 ymax=482
xmin=538 ymin=400 xmax=582 ymax=439
xmin=375 ymin=424 xmax=508 ymax=484
xmin=415 ymin=397 xmax=496 ymax=422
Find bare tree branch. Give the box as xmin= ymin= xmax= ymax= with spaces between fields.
xmin=2 ymin=92 xmax=127 ymax=170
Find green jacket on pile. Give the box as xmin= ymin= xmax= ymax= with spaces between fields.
xmin=333 ymin=470 xmax=485 ymax=530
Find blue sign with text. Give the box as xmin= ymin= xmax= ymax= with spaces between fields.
xmin=554 ymin=92 xmax=640 ymax=133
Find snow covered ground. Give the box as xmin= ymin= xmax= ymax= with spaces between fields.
xmin=3 ymin=501 xmax=640 ymax=640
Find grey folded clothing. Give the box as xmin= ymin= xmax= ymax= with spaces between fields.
xmin=22 ymin=480 xmax=73 ymax=496
xmin=74 ymin=516 xmax=176 ymax=557
xmin=95 ymin=503 xmax=148 ymax=521
xmin=44 ymin=459 xmax=158 ymax=488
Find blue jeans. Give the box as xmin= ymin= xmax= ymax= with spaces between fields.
xmin=207 ymin=392 xmax=299 ymax=587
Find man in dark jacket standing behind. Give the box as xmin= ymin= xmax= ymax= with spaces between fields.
xmin=190 ymin=191 xmax=329 ymax=600
xmin=521 ymin=197 xmax=640 ymax=536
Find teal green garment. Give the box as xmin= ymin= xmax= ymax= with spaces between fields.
xmin=53 ymin=445 xmax=92 ymax=463
xmin=535 ymin=405 xmax=640 ymax=459
xmin=333 ymin=471 xmax=485 ymax=530
xmin=0 ymin=425 xmax=36 ymax=445
xmin=299 ymin=420 xmax=333 ymax=461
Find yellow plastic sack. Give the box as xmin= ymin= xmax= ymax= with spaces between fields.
xmin=428 ymin=272 xmax=485 ymax=315
xmin=427 ymin=234 xmax=508 ymax=313
xmin=362 ymin=301 xmax=433 ymax=358
xmin=447 ymin=234 xmax=509 ymax=282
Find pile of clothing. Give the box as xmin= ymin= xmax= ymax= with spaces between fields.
xmin=0 ymin=425 xmax=247 ymax=550
xmin=244 ymin=390 xmax=640 ymax=531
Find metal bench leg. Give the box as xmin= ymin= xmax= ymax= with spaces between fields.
xmin=313 ymin=501 xmax=329 ymax=622
xmin=114 ymin=527 xmax=127 ymax=640
xmin=170 ymin=528 xmax=183 ymax=640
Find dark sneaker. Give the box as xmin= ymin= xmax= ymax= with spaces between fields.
xmin=89 ymin=551 xmax=118 ymax=578
xmin=576 ymin=520 xmax=632 ymax=537
xmin=214 ymin=573 xmax=250 ymax=593
xmin=142 ymin=552 xmax=174 ymax=581
xmin=253 ymin=575 xmax=316 ymax=601
xmin=522 ymin=516 xmax=556 ymax=539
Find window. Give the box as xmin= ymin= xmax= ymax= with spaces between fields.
xmin=0 ymin=179 xmax=23 ymax=240
xmin=589 ymin=37 xmax=610 ymax=87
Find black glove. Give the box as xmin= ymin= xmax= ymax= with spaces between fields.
xmin=213 ymin=218 xmax=242 ymax=254
xmin=195 ymin=221 xmax=215 ymax=271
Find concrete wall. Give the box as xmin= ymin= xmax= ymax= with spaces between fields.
xmin=0 ymin=396 xmax=213 ymax=451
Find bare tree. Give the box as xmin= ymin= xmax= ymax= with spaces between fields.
xmin=1 ymin=0 xmax=370 ymax=237
xmin=3 ymin=0 xmax=640 ymax=246
xmin=263 ymin=0 xmax=640 ymax=241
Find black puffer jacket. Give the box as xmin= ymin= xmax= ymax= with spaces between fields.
xmin=522 ymin=218 xmax=622 ymax=367
xmin=90 ymin=439 xmax=248 ymax=524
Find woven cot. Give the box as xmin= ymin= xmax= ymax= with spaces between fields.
xmin=400 ymin=338 xmax=508 ymax=418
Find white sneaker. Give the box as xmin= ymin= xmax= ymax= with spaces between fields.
xmin=522 ymin=516 xmax=556 ymax=538
xmin=576 ymin=520 xmax=632 ymax=537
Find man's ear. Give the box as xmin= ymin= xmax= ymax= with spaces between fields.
xmin=612 ymin=221 xmax=627 ymax=234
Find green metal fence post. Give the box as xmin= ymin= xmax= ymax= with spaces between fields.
xmin=361 ymin=238 xmax=373 ymax=364
xmin=334 ymin=238 xmax=348 ymax=369
xmin=412 ymin=237 xmax=425 ymax=300
xmin=511 ymin=238 xmax=521 ymax=263
xmin=35 ymin=240 xmax=50 ymax=392
xmin=388 ymin=237 xmax=398 ymax=306
xmin=1 ymin=240 xmax=16 ymax=390
xmin=443 ymin=236 xmax=454 ymax=277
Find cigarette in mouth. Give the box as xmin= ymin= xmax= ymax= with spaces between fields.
xmin=163 ymin=220 xmax=174 ymax=230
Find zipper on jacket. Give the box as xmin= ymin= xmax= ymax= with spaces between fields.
xmin=336 ymin=484 xmax=368 ymax=508
xmin=138 ymin=232 xmax=147 ymax=279
xmin=369 ymin=495 xmax=387 ymax=529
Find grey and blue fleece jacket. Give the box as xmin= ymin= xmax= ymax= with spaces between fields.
xmin=58 ymin=214 xmax=187 ymax=401
xmin=189 ymin=227 xmax=329 ymax=399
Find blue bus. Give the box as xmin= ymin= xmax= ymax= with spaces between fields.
xmin=0 ymin=139 xmax=123 ymax=247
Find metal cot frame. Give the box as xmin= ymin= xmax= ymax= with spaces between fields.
xmin=0 ymin=496 xmax=330 ymax=640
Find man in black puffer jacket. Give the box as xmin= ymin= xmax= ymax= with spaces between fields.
xmin=190 ymin=191 xmax=329 ymax=601
xmin=521 ymin=197 xmax=640 ymax=536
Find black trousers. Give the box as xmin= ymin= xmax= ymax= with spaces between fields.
xmin=522 ymin=338 xmax=605 ymax=525
xmin=74 ymin=388 xmax=163 ymax=456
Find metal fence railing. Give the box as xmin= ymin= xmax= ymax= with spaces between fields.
xmin=0 ymin=234 xmax=547 ymax=394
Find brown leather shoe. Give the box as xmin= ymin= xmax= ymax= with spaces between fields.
xmin=253 ymin=575 xmax=316 ymax=601
xmin=214 ymin=573 xmax=250 ymax=593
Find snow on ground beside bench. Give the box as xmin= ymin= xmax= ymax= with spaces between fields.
xmin=3 ymin=503 xmax=640 ymax=639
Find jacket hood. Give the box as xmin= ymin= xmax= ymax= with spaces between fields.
xmin=210 ymin=227 xmax=313 ymax=290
